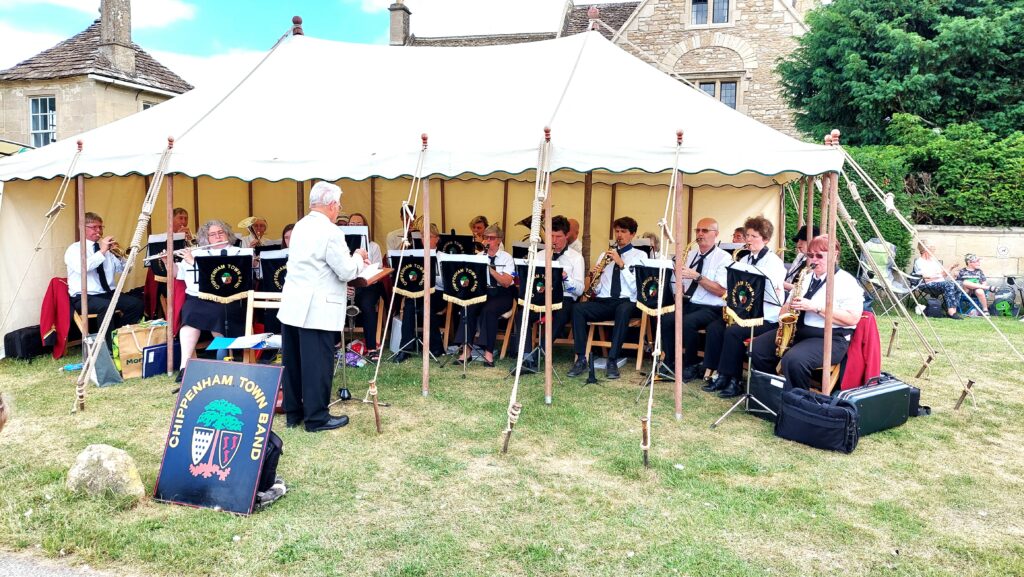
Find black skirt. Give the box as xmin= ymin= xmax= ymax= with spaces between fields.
xmin=181 ymin=295 xmax=245 ymax=335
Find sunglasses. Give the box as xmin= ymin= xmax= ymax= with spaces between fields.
xmin=806 ymin=252 xmax=828 ymax=259
xmin=694 ymin=228 xmax=717 ymax=234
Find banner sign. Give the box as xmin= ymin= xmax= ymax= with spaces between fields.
xmin=154 ymin=360 xmax=282 ymax=515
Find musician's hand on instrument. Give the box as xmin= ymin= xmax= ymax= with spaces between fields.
xmin=180 ymin=248 xmax=195 ymax=264
xmin=607 ymin=249 xmax=624 ymax=268
xmin=679 ymin=266 xmax=698 ymax=280
xmin=347 ymin=286 xmax=355 ymax=298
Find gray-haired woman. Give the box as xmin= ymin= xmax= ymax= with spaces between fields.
xmin=454 ymin=223 xmax=515 ymax=366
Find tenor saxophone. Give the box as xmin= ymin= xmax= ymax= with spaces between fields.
xmin=583 ymin=241 xmax=616 ymax=300
xmin=775 ymin=266 xmax=808 ymax=357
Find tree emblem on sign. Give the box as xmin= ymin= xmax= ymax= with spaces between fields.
xmin=189 ymin=399 xmax=244 ymax=481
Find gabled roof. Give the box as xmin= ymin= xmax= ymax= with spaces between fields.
xmin=560 ymin=2 xmax=639 ymax=38
xmin=0 ymin=21 xmax=192 ymax=94
xmin=409 ymin=32 xmax=556 ymax=47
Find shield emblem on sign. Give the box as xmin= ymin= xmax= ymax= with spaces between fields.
xmin=218 ymin=431 xmax=242 ymax=468
xmin=191 ymin=427 xmax=215 ymax=465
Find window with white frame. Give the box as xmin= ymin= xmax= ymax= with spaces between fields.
xmin=696 ymin=80 xmax=739 ymax=109
xmin=691 ymin=0 xmax=732 ymax=25
xmin=30 ymin=96 xmax=57 ymax=147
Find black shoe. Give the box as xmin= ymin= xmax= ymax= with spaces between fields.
xmin=170 ymin=386 xmax=180 ymax=395
xmin=174 ymin=369 xmax=184 ymax=383
xmin=681 ymin=364 xmax=703 ymax=382
xmin=948 ymin=313 xmax=963 ymax=320
xmin=702 ymin=373 xmax=729 ymax=393
xmin=286 ymin=420 xmax=302 ymax=429
xmin=567 ymin=357 xmax=588 ymax=378
xmin=305 ymin=415 xmax=349 ymax=432
xmin=483 ymin=359 xmax=496 ymax=368
xmin=391 ymin=351 xmax=410 ymax=363
xmin=606 ymin=359 xmax=620 ymax=380
xmin=717 ymin=378 xmax=744 ymax=398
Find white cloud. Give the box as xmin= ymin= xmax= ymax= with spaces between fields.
xmin=0 ymin=0 xmax=196 ymax=28
xmin=0 ymin=22 xmax=64 ymax=70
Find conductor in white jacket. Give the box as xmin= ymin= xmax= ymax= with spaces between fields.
xmin=278 ymin=182 xmax=368 ymax=432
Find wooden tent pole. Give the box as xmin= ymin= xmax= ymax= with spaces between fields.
xmin=166 ymin=175 xmax=176 ymax=375
xmin=421 ymin=158 xmax=432 ymax=397
xmin=543 ymin=187 xmax=553 ymax=404
xmin=797 ymin=177 xmax=806 ymax=228
xmin=673 ymin=172 xmax=686 ymax=420
xmin=583 ymin=171 xmax=593 ymax=267
xmin=76 ymin=174 xmax=88 ymax=346
xmin=820 ymin=131 xmax=841 ymax=394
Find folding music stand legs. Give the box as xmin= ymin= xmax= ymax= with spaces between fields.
xmin=386 ymin=295 xmax=442 ymax=364
xmin=710 ymin=323 xmax=775 ymax=429
xmin=441 ymin=303 xmax=485 ymax=378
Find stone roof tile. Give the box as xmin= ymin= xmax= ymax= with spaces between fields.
xmin=561 ymin=2 xmax=640 ymax=38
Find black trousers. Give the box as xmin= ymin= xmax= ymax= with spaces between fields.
xmin=750 ymin=325 xmax=851 ymax=390
xmin=354 ymin=284 xmax=384 ymax=350
xmin=706 ymin=319 xmax=778 ymax=379
xmin=511 ymin=299 xmax=575 ymax=357
xmin=661 ymin=302 xmax=722 ymax=367
xmin=455 ymin=288 xmax=515 ymax=353
xmin=281 ymin=322 xmax=335 ymax=428
xmin=399 ymin=291 xmax=446 ymax=355
xmin=71 ymin=291 xmax=144 ymax=342
xmin=571 ymin=297 xmax=636 ymax=359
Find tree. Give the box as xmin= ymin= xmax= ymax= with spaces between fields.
xmin=777 ymin=0 xmax=1024 ymax=145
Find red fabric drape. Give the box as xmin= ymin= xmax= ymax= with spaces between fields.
xmin=40 ymin=277 xmax=72 ymax=359
xmin=841 ymin=311 xmax=882 ymax=390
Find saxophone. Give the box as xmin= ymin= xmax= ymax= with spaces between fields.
xmin=775 ymin=266 xmax=808 ymax=357
xmin=583 ymin=241 xmax=616 ymax=300
xmin=722 ymin=242 xmax=748 ymax=327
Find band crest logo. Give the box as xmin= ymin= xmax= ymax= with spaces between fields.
xmin=189 ymin=399 xmax=244 ymax=481
xmin=399 ymin=263 xmax=423 ymax=286
xmin=452 ymin=267 xmax=479 ymax=292
xmin=641 ymin=276 xmax=660 ymax=303
xmin=210 ymin=263 xmax=244 ymax=290
xmin=440 ymin=240 xmax=462 ymax=254
xmin=730 ymin=280 xmax=756 ymax=313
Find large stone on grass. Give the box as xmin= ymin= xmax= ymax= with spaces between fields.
xmin=66 ymin=444 xmax=145 ymax=502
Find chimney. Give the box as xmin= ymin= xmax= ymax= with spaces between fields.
xmin=99 ymin=0 xmax=135 ymax=75
xmin=389 ymin=2 xmax=411 ymax=46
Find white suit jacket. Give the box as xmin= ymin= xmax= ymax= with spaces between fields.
xmin=278 ymin=211 xmax=365 ymax=331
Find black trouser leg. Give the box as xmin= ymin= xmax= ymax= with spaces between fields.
xmin=750 ymin=330 xmax=781 ymax=375
xmin=717 ymin=322 xmax=777 ymax=378
xmin=608 ymin=300 xmax=638 ymax=359
xmin=571 ymin=298 xmax=621 ymax=357
xmin=281 ymin=322 xmax=304 ymax=425
xmin=682 ymin=304 xmax=722 ymax=367
xmin=702 ymin=318 xmax=727 ymax=371
xmin=657 ymin=312 xmax=676 ymax=364
xmin=478 ymin=291 xmax=514 ymax=353
xmin=355 ymin=284 xmax=382 ymax=350
xmin=780 ymin=335 xmax=851 ymax=391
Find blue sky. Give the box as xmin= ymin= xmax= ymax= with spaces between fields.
xmin=0 ymin=1 xmax=616 ymax=86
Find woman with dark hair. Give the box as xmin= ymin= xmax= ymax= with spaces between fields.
xmin=281 ymin=223 xmax=295 ymax=249
xmin=455 ymin=223 xmax=515 ymax=367
xmin=346 ymin=213 xmax=384 ymax=360
xmin=750 ymin=234 xmax=865 ymax=391
xmin=173 ymin=219 xmax=246 ymax=385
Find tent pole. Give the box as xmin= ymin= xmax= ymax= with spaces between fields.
xmin=583 ymin=171 xmax=593 ymax=267
xmin=778 ymin=184 xmax=786 ymax=254
xmin=686 ymin=185 xmax=694 ymax=244
xmin=544 ymin=188 xmax=553 ymax=404
xmin=247 ymin=180 xmax=254 ymax=218
xmin=807 ymin=176 xmax=815 ymax=239
xmin=797 ymin=178 xmax=805 ymax=228
xmin=295 ymin=181 xmax=303 ymax=221
xmin=192 ymin=177 xmax=200 ymax=224
xmin=77 ymin=174 xmax=88 ymax=352
xmin=166 ymin=175 xmax=176 ymax=375
xmin=421 ymin=173 xmax=432 ymax=397
xmin=609 ymin=183 xmax=618 ymax=235
xmin=673 ymin=172 xmax=685 ymax=420
xmin=820 ymin=131 xmax=841 ymax=394
xmin=439 ymin=178 xmax=446 ymax=233
xmin=501 ymin=180 xmax=509 ymax=244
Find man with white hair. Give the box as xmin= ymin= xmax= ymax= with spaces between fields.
xmin=278 ymin=182 xmax=369 ymax=432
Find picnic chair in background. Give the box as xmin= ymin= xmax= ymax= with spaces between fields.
xmin=858 ymin=238 xmax=919 ymax=317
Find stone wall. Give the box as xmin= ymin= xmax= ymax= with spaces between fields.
xmin=916 ymin=225 xmax=1024 ymax=281
xmin=0 ymin=77 xmax=171 ymax=146
xmin=617 ymin=0 xmax=808 ymax=137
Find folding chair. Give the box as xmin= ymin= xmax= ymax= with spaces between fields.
xmin=858 ymin=238 xmax=918 ymax=316
xmin=242 ymin=290 xmax=282 ymax=363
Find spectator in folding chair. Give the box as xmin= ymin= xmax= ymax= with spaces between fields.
xmin=913 ymin=242 xmax=962 ymax=319
xmin=955 ymin=253 xmax=992 ymax=316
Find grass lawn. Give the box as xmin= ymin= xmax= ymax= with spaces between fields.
xmin=1 ymin=314 xmax=1023 ymax=577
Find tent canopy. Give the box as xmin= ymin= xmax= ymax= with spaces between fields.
xmin=0 ymin=31 xmax=841 ymax=187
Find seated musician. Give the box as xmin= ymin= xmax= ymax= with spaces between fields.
xmin=567 ymin=218 xmax=582 ymax=254
xmin=393 ymin=224 xmax=446 ymax=362
xmin=784 ymin=224 xmax=818 ymax=294
xmin=346 ymin=213 xmax=385 ymax=361
xmin=750 ymin=234 xmax=864 ymax=391
xmin=173 ymin=220 xmax=247 ymax=385
xmin=511 ymin=215 xmax=586 ymax=372
xmin=386 ymin=206 xmax=418 ymax=252
xmin=260 ymin=223 xmax=295 ymax=336
xmin=454 ymin=224 xmax=516 ymax=367
xmin=64 ymin=212 xmax=144 ymax=345
xmin=658 ymin=218 xmax=730 ymax=381
xmin=566 ymin=216 xmax=646 ymax=380
xmin=702 ymin=216 xmax=787 ymax=397
xmin=172 ymin=207 xmax=195 ymax=244
xmin=913 ymin=241 xmax=962 ymax=319
xmin=732 ymin=227 xmax=745 ymax=244
xmin=469 ymin=215 xmax=503 ymax=252
xmin=240 ymin=216 xmax=269 ymax=247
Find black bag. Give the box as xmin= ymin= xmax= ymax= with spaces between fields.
xmin=257 ymin=431 xmax=284 ymax=493
xmin=775 ymin=388 xmax=859 ymax=453
xmin=749 ymin=370 xmax=786 ymax=422
xmin=923 ymin=298 xmax=945 ymax=318
xmin=4 ymin=325 xmax=48 ymax=361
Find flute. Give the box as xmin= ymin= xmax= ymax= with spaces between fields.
xmin=143 ymin=243 xmax=220 ymax=262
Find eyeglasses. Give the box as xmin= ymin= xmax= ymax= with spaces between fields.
xmin=694 ymin=228 xmax=717 ymax=234
xmin=483 ymin=235 xmax=500 ymax=241
xmin=85 ymin=224 xmax=104 ymax=230
xmin=208 ymin=230 xmax=229 ymax=238
xmin=807 ymin=252 xmax=827 ymax=259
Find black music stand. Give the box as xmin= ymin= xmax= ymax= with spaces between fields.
xmin=145 ymin=233 xmax=187 ymax=280
xmin=339 ymin=225 xmax=369 ymax=255
xmin=439 ymin=254 xmax=489 ymax=378
xmin=437 ymin=234 xmax=475 ymax=255
xmin=194 ymin=249 xmax=254 ymax=360
xmin=711 ymin=261 xmax=778 ymax=428
xmin=510 ymin=258 xmax=564 ymax=380
xmin=386 ymin=249 xmax=442 ymax=364
xmin=633 ymin=258 xmax=677 ymax=402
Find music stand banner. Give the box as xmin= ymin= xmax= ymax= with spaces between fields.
xmin=339 ymin=225 xmax=369 ymax=255
xmin=514 ymin=258 xmax=563 ymax=313
xmin=440 ymin=254 xmax=489 ymax=307
xmin=154 ymin=359 xmax=282 ymax=516
xmin=146 ymin=233 xmax=187 ymax=281
xmin=634 ymin=258 xmax=675 ymax=316
xmin=725 ymin=262 xmax=766 ymax=327
xmin=196 ymin=249 xmax=254 ymax=304
xmin=258 ymin=248 xmax=288 ymax=293
xmin=437 ymin=234 xmax=475 ymax=255
xmin=388 ymin=249 xmax=435 ymax=298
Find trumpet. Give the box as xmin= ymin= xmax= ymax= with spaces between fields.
xmin=108 ymin=240 xmax=126 ymax=260
xmin=775 ymin=266 xmax=808 ymax=357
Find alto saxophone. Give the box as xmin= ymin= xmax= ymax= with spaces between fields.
xmin=723 ymin=242 xmax=748 ymax=327
xmin=775 ymin=266 xmax=808 ymax=357
xmin=583 ymin=241 xmax=616 ymax=300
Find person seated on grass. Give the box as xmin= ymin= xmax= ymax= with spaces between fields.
xmin=912 ymin=241 xmax=961 ymax=319
xmin=955 ymin=253 xmax=992 ymax=316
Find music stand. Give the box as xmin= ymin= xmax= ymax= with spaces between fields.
xmin=711 ymin=261 xmax=779 ymax=428
xmin=437 ymin=234 xmax=475 ymax=255
xmin=511 ymin=242 xmax=546 ymax=260
xmin=339 ymin=225 xmax=369 ymax=255
xmin=145 ymin=233 xmax=187 ymax=280
xmin=633 ymin=258 xmax=676 ymax=402
xmin=194 ymin=249 xmax=254 ymax=358
xmin=439 ymin=254 xmax=490 ymax=378
xmin=511 ymin=258 xmax=564 ymax=380
xmin=386 ymin=249 xmax=442 ymax=364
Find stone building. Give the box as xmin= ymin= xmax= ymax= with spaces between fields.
xmin=0 ymin=0 xmax=191 ymax=150
xmin=388 ymin=0 xmax=811 ymax=136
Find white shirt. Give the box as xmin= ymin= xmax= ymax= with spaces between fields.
xmin=913 ymin=257 xmax=944 ymax=283
xmin=799 ymin=269 xmax=865 ymax=330
xmin=65 ymin=241 xmax=125 ymax=297
xmin=682 ymin=245 xmax=730 ymax=307
xmin=569 ymin=239 xmax=582 ymax=254
xmin=785 ymin=253 xmax=806 ymax=283
xmin=714 ymin=248 xmax=787 ymax=323
xmin=594 ymin=245 xmax=646 ymax=301
xmin=176 ymin=246 xmax=249 ymax=297
xmin=537 ymin=246 xmax=586 ymax=301
xmin=367 ymin=241 xmax=383 ymax=266
xmin=485 ymin=250 xmax=515 ymax=286
xmin=240 ymin=234 xmax=278 ymax=247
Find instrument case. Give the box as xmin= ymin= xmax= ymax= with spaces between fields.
xmin=837 ymin=375 xmax=911 ymax=436
xmin=775 ymin=388 xmax=859 ymax=453
xmin=749 ymin=370 xmax=786 ymax=421
xmin=3 ymin=325 xmax=48 ymax=361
